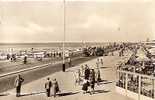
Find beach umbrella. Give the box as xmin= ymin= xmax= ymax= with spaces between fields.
xmin=135 ymin=54 xmax=150 ymax=69
xmin=136 ymin=54 xmax=150 ymax=62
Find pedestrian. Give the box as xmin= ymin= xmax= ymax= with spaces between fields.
xmin=75 ymin=69 xmax=81 ymax=85
xmin=7 ymin=54 xmax=10 ymax=60
xmin=54 ymin=52 xmax=56 ymax=58
xmin=89 ymin=69 xmax=95 ymax=94
xmin=12 ymin=54 xmax=16 ymax=61
xmin=96 ymin=68 xmax=101 ymax=85
xmin=11 ymin=56 xmax=13 ymax=62
xmin=100 ymin=58 xmax=103 ymax=67
xmin=23 ymin=55 xmax=27 ymax=64
xmin=14 ymin=74 xmax=24 ymax=97
xmin=45 ymin=77 xmax=52 ymax=97
xmin=97 ymin=58 xmax=100 ymax=64
xmin=84 ymin=65 xmax=90 ymax=80
xmin=68 ymin=57 xmax=72 ymax=67
xmin=82 ymin=79 xmax=89 ymax=94
xmin=52 ymin=78 xmax=60 ymax=97
xmin=96 ymin=59 xmax=100 ymax=69
xmin=81 ymin=65 xmax=84 ymax=77
xmin=111 ymin=50 xmax=114 ymax=56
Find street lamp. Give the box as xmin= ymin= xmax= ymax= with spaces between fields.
xmin=62 ymin=0 xmax=66 ymax=72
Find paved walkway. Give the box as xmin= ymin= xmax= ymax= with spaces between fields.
xmin=0 ymin=52 xmax=133 ymax=100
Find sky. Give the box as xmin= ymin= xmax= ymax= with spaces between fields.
xmin=0 ymin=0 xmax=154 ymax=43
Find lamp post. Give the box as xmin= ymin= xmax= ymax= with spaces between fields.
xmin=62 ymin=0 xmax=66 ymax=72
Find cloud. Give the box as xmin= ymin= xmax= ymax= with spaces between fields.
xmin=1 ymin=0 xmax=62 ymax=2
xmin=1 ymin=0 xmax=153 ymax=2
xmin=2 ymin=20 xmax=54 ymax=34
xmin=69 ymin=13 xmax=120 ymax=31
xmin=0 ymin=1 xmax=153 ymax=42
xmin=84 ymin=14 xmax=120 ymax=29
xmin=0 ymin=20 xmax=55 ymax=42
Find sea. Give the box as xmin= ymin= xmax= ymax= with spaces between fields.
xmin=0 ymin=42 xmax=110 ymax=53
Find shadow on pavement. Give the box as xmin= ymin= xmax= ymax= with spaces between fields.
xmin=66 ymin=67 xmax=110 ymax=73
xmin=65 ymin=70 xmax=74 ymax=73
xmin=20 ymin=91 xmax=46 ymax=97
xmin=100 ymin=81 xmax=113 ymax=85
xmin=98 ymin=79 xmax=113 ymax=85
xmin=93 ymin=89 xmax=110 ymax=94
xmin=100 ymin=67 xmax=111 ymax=69
xmin=57 ymin=91 xmax=80 ymax=97
xmin=0 ymin=93 xmax=10 ymax=96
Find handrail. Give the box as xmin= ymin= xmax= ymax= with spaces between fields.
xmin=117 ymin=70 xmax=155 ymax=80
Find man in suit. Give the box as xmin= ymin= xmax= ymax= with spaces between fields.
xmin=52 ymin=78 xmax=60 ymax=98
xmin=84 ymin=65 xmax=90 ymax=80
xmin=14 ymin=74 xmax=24 ymax=97
xmin=45 ymin=77 xmax=52 ymax=97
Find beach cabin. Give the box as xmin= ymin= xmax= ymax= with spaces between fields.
xmin=65 ymin=50 xmax=69 ymax=58
xmin=149 ymin=48 xmax=155 ymax=57
xmin=33 ymin=52 xmax=45 ymax=59
xmin=0 ymin=53 xmax=7 ymax=60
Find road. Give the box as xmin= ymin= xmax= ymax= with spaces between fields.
xmin=0 ymin=56 xmax=96 ymax=93
xmin=0 ymin=51 xmax=133 ymax=100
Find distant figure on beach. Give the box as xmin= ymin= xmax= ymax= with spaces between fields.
xmin=111 ymin=51 xmax=114 ymax=56
xmin=52 ymin=78 xmax=60 ymax=97
xmin=10 ymin=56 xmax=13 ymax=62
xmin=59 ymin=52 xmax=61 ymax=58
xmin=45 ymin=77 xmax=52 ymax=97
xmin=12 ymin=54 xmax=16 ymax=61
xmin=23 ymin=55 xmax=27 ymax=64
xmin=7 ymin=54 xmax=10 ymax=60
xmin=54 ymin=52 xmax=56 ymax=58
xmin=68 ymin=57 xmax=72 ymax=67
xmin=14 ymin=74 xmax=24 ymax=97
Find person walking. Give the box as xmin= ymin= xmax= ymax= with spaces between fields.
xmin=23 ymin=55 xmax=27 ymax=64
xmin=45 ymin=77 xmax=52 ymax=97
xmin=100 ymin=58 xmax=103 ymax=67
xmin=52 ymin=78 xmax=60 ymax=97
xmin=14 ymin=74 xmax=24 ymax=97
xmin=81 ymin=65 xmax=84 ymax=77
xmin=84 ymin=65 xmax=90 ymax=80
xmin=82 ymin=79 xmax=89 ymax=94
xmin=89 ymin=69 xmax=95 ymax=94
xmin=96 ymin=68 xmax=101 ymax=85
xmin=96 ymin=59 xmax=100 ymax=69
xmin=75 ymin=69 xmax=81 ymax=85
xmin=68 ymin=57 xmax=72 ymax=67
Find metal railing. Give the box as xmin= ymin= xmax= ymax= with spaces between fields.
xmin=116 ymin=70 xmax=155 ymax=100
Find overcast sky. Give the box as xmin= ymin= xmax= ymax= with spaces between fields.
xmin=0 ymin=0 xmax=154 ymax=43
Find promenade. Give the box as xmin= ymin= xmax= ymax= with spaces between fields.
xmin=0 ymin=51 xmax=133 ymax=100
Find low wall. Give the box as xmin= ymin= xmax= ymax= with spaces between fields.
xmin=116 ymin=86 xmax=154 ymax=100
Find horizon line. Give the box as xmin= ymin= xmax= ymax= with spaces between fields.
xmin=0 ymin=41 xmax=139 ymax=44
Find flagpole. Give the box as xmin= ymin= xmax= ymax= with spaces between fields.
xmin=62 ymin=0 xmax=66 ymax=72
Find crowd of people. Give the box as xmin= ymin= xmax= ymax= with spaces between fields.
xmin=13 ymin=57 xmax=104 ymax=98
xmin=14 ymin=74 xmax=60 ymax=98
xmin=82 ymin=42 xmax=127 ymax=57
xmin=116 ymin=44 xmax=155 ymax=98
xmin=73 ymin=58 xmax=103 ymax=95
xmin=9 ymin=42 xmax=136 ymax=98
xmin=118 ymin=44 xmax=155 ymax=75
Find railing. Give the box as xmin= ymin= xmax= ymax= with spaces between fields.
xmin=116 ymin=70 xmax=155 ymax=100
